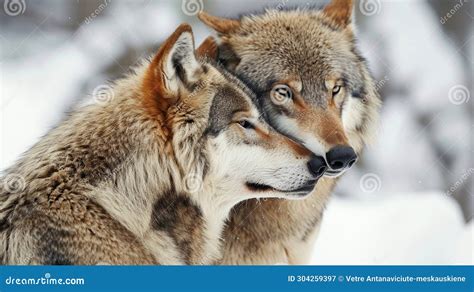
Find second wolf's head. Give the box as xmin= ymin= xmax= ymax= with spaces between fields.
xmin=145 ymin=24 xmax=323 ymax=208
xmin=199 ymin=0 xmax=381 ymax=178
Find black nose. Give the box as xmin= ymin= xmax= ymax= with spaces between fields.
xmin=307 ymin=155 xmax=327 ymax=179
xmin=326 ymin=145 xmax=358 ymax=170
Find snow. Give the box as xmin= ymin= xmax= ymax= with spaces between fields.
xmin=1 ymin=1 xmax=177 ymax=170
xmin=312 ymin=192 xmax=472 ymax=265
xmin=0 ymin=0 xmax=471 ymax=265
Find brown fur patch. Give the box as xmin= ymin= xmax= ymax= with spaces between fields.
xmin=315 ymin=108 xmax=349 ymax=147
xmin=255 ymin=125 xmax=271 ymax=141
xmin=196 ymin=36 xmax=219 ymax=60
xmin=292 ymin=92 xmax=309 ymax=111
xmin=270 ymin=131 xmax=311 ymax=157
xmin=141 ymin=23 xmax=193 ymax=131
xmin=198 ymin=12 xmax=240 ymax=34
xmin=323 ymin=0 xmax=353 ymax=27
xmin=287 ymin=139 xmax=311 ymax=157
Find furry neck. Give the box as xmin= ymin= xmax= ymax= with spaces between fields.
xmin=81 ymin=96 xmax=232 ymax=264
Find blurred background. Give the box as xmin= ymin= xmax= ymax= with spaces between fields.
xmin=0 ymin=0 xmax=472 ymax=264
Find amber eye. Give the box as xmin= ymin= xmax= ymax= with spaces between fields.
xmin=271 ymin=84 xmax=293 ymax=105
xmin=238 ymin=120 xmax=255 ymax=130
xmin=332 ymin=85 xmax=342 ymax=96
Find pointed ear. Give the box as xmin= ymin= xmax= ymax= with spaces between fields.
xmin=198 ymin=11 xmax=240 ymax=34
xmin=323 ymin=0 xmax=353 ymax=27
xmin=196 ymin=36 xmax=219 ymax=60
xmin=143 ymin=23 xmax=201 ymax=108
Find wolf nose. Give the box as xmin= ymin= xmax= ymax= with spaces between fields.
xmin=326 ymin=145 xmax=357 ymax=170
xmin=307 ymin=155 xmax=327 ymax=179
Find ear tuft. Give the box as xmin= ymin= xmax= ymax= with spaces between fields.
xmin=323 ymin=0 xmax=353 ymax=27
xmin=196 ymin=36 xmax=219 ymax=60
xmin=198 ymin=11 xmax=240 ymax=34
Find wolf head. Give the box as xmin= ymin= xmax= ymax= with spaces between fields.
xmin=199 ymin=0 xmax=381 ymax=177
xmin=143 ymin=24 xmax=323 ymax=206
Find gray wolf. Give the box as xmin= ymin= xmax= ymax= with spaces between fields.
xmin=198 ymin=0 xmax=381 ymax=264
xmin=0 ymin=24 xmax=321 ymax=265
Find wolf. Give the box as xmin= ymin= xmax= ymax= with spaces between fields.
xmin=198 ymin=0 xmax=381 ymax=264
xmin=0 ymin=24 xmax=323 ymax=265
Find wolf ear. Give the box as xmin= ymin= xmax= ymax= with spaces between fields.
xmin=198 ymin=11 xmax=240 ymax=34
xmin=144 ymin=23 xmax=201 ymax=106
xmin=323 ymin=0 xmax=353 ymax=27
xmin=196 ymin=36 xmax=219 ymax=60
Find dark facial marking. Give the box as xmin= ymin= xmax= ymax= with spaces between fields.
xmin=206 ymin=85 xmax=250 ymax=136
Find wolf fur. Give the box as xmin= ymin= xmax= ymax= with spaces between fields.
xmin=199 ymin=0 xmax=381 ymax=264
xmin=0 ymin=24 xmax=316 ymax=265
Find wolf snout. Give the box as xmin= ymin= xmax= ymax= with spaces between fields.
xmin=307 ymin=155 xmax=327 ymax=179
xmin=326 ymin=145 xmax=357 ymax=171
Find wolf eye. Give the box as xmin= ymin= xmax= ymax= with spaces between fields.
xmin=332 ymin=85 xmax=342 ymax=96
xmin=238 ymin=120 xmax=255 ymax=130
xmin=271 ymin=84 xmax=293 ymax=105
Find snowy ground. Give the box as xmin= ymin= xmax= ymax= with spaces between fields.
xmin=312 ymin=192 xmax=473 ymax=265
xmin=1 ymin=0 xmax=472 ymax=265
